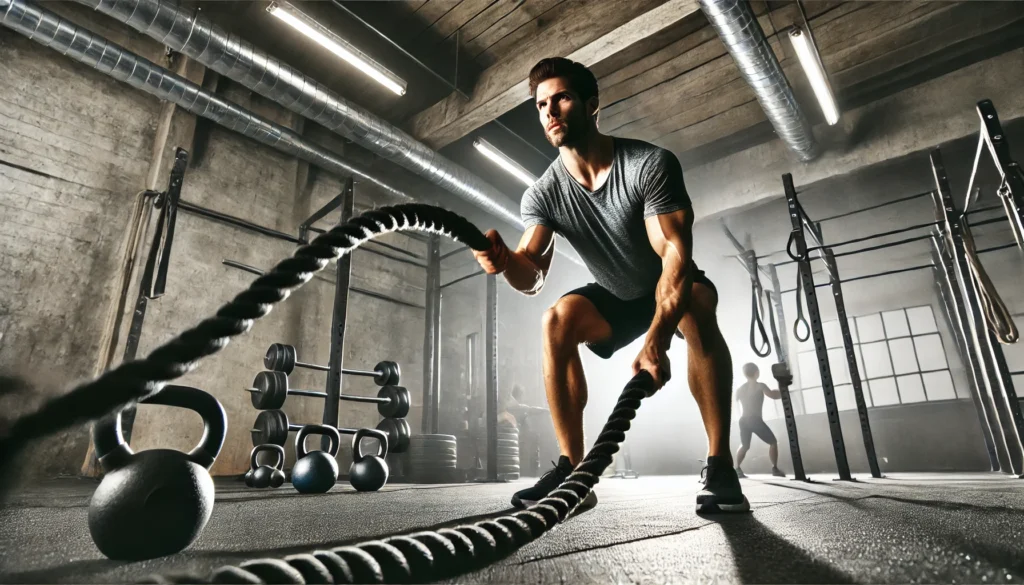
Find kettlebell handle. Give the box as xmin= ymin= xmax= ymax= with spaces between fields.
xmin=93 ymin=385 xmax=227 ymax=471
xmin=250 ymin=443 xmax=285 ymax=471
xmin=353 ymin=428 xmax=389 ymax=462
xmin=295 ymin=424 xmax=342 ymax=459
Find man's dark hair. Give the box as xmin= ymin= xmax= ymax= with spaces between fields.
xmin=528 ymin=57 xmax=599 ymax=103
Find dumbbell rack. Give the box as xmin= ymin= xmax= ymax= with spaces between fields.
xmin=247 ymin=178 xmax=408 ymax=488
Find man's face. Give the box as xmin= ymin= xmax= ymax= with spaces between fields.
xmin=535 ymin=77 xmax=593 ymax=148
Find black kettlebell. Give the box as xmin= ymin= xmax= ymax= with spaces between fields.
xmin=292 ymin=424 xmax=341 ymax=494
xmin=350 ymin=428 xmax=390 ymax=492
xmin=248 ymin=444 xmax=286 ymax=488
xmin=88 ymin=385 xmax=226 ymax=560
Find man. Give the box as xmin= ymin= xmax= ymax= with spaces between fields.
xmin=734 ymin=363 xmax=786 ymax=478
xmin=472 ymin=57 xmax=746 ymax=513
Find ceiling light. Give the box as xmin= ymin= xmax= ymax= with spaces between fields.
xmin=789 ymin=27 xmax=839 ymax=125
xmin=473 ymin=138 xmax=537 ymax=187
xmin=267 ymin=1 xmax=407 ymax=96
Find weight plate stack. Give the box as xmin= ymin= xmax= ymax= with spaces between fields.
xmin=476 ymin=423 xmax=520 ymax=481
xmin=403 ymin=434 xmax=459 ymax=484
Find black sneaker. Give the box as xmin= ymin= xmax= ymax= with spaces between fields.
xmin=696 ymin=456 xmax=750 ymax=513
xmin=511 ymin=455 xmax=598 ymax=510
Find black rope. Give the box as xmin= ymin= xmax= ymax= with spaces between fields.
xmin=0 ymin=203 xmax=656 ymax=584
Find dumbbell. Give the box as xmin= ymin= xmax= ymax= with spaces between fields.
xmin=265 ymin=343 xmax=400 ymax=386
xmin=245 ymin=370 xmax=410 ymax=418
xmin=251 ymin=409 xmax=411 ymax=453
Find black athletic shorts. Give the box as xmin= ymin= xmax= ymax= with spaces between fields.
xmin=739 ymin=416 xmax=777 ymax=447
xmin=562 ymin=270 xmax=717 ymax=359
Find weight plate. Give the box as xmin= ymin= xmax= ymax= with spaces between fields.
xmin=411 ymin=434 xmax=457 ymax=441
xmin=250 ymin=370 xmax=288 ymax=410
xmin=406 ymin=461 xmax=458 ymax=469
xmin=377 ymin=386 xmax=410 ymax=418
xmin=410 ymin=442 xmax=457 ymax=450
xmin=376 ymin=418 xmax=411 ymax=453
xmin=252 ymin=409 xmax=290 ymax=447
xmin=265 ymin=343 xmax=297 ymax=374
xmin=406 ymin=448 xmax=457 ymax=457
xmin=373 ymin=360 xmax=401 ymax=386
xmin=406 ymin=450 xmax=457 ymax=458
xmin=406 ymin=457 xmax=458 ymax=465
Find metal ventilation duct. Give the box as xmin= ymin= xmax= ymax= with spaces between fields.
xmin=75 ymin=0 xmax=524 ymax=227
xmin=699 ymin=0 xmax=820 ymax=161
xmin=0 ymin=0 xmax=413 ymax=201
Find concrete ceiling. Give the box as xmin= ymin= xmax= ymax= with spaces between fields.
xmin=203 ymin=0 xmax=1024 ymax=215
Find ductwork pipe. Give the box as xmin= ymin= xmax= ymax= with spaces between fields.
xmin=75 ymin=0 xmax=523 ymax=228
xmin=0 ymin=0 xmax=412 ymax=201
xmin=699 ymin=0 xmax=820 ymax=162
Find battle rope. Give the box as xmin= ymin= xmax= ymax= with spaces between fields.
xmin=0 ymin=203 xmax=654 ymax=584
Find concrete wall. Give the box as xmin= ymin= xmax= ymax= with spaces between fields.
xmin=0 ymin=10 xmax=166 ymax=478
xmin=0 ymin=6 xmax=429 ymax=479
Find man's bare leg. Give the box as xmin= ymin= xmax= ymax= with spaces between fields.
xmin=542 ymin=295 xmax=612 ymax=466
xmin=769 ymin=442 xmax=779 ymax=467
xmin=736 ymin=443 xmax=750 ymax=468
xmin=679 ymin=284 xmax=734 ymax=458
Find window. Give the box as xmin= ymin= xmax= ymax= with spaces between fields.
xmin=795 ymin=305 xmax=958 ymax=409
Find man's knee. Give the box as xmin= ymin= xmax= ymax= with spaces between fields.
xmin=678 ymin=284 xmax=722 ymax=345
xmin=543 ymin=296 xmax=610 ymax=347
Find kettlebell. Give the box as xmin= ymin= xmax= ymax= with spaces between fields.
xmin=349 ymin=428 xmax=390 ymax=492
xmin=292 ymin=424 xmax=341 ymax=494
xmin=248 ymin=444 xmax=286 ymax=488
xmin=88 ymin=385 xmax=226 ymax=561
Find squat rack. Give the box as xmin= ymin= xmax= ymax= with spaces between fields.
xmin=928 ymin=100 xmax=1024 ymax=477
xmin=720 ymin=224 xmax=809 ymax=482
xmin=422 ymin=244 xmax=500 ymax=482
xmin=775 ymin=99 xmax=1024 ymax=479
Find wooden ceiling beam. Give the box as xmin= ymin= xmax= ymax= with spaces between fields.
xmin=404 ymin=0 xmax=700 ymax=150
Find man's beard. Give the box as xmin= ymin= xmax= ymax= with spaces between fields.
xmin=545 ymin=118 xmax=584 ymax=148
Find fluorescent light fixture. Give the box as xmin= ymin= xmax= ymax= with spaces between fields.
xmin=267 ymin=1 xmax=407 ymax=96
xmin=789 ymin=27 xmax=839 ymax=125
xmin=473 ymin=138 xmax=537 ymax=187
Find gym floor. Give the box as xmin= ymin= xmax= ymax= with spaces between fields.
xmin=1 ymin=473 xmax=1021 ymax=583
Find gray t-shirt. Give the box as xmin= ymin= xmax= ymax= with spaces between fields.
xmin=520 ymin=137 xmax=691 ymax=300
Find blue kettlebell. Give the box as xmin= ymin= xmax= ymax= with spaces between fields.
xmin=349 ymin=428 xmax=390 ymax=492
xmin=88 ymin=385 xmax=226 ymax=560
xmin=292 ymin=424 xmax=341 ymax=494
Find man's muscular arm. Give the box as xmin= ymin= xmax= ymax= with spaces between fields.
xmin=762 ymin=383 xmax=782 ymax=400
xmin=473 ymin=225 xmax=555 ymax=295
xmin=632 ymin=209 xmax=694 ymax=389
